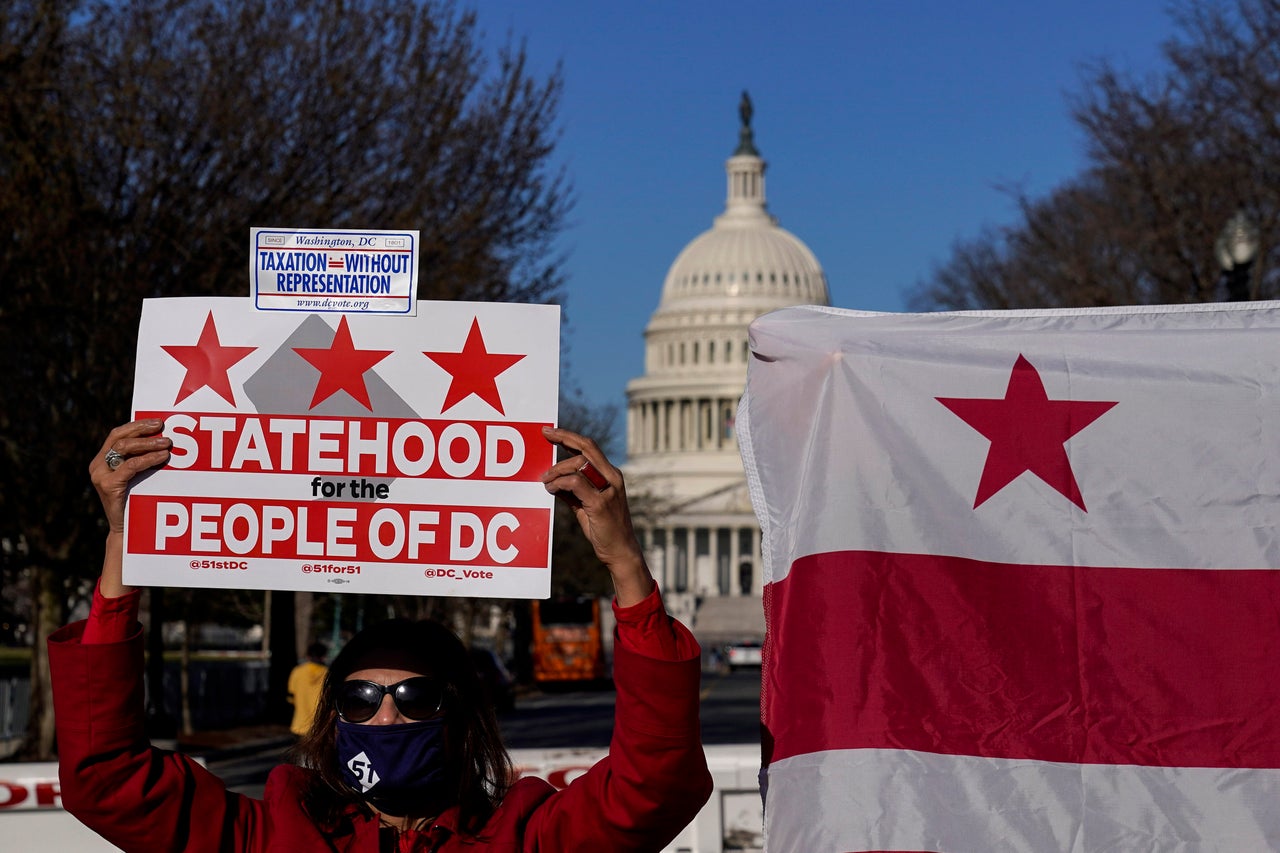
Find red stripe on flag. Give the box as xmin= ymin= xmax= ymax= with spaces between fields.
xmin=763 ymin=551 xmax=1280 ymax=769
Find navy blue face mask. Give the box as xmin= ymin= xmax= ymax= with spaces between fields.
xmin=336 ymin=717 xmax=449 ymax=817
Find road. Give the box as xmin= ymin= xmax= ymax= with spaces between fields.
xmin=209 ymin=666 xmax=762 ymax=796
xmin=501 ymin=666 xmax=762 ymax=749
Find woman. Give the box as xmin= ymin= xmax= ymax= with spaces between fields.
xmin=51 ymin=419 xmax=712 ymax=851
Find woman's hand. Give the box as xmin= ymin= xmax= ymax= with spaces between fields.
xmin=90 ymin=420 xmax=171 ymax=596
xmin=540 ymin=426 xmax=654 ymax=607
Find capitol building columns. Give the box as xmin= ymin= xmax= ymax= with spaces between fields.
xmin=638 ymin=523 xmax=763 ymax=599
xmin=622 ymin=93 xmax=830 ymax=643
xmin=629 ymin=394 xmax=743 ymax=456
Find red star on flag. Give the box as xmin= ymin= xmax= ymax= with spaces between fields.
xmin=423 ymin=317 xmax=526 ymax=415
xmin=293 ymin=316 xmax=393 ymax=410
xmin=161 ymin=311 xmax=257 ymax=406
xmin=937 ymin=354 xmax=1118 ymax=511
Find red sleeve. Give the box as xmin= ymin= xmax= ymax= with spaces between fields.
xmin=611 ymin=584 xmax=697 ymax=661
xmin=49 ymin=620 xmax=273 ymax=851
xmin=524 ymin=587 xmax=712 ymax=851
xmin=80 ymin=580 xmax=141 ymax=644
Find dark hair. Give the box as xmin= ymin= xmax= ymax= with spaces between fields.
xmin=305 ymin=641 xmax=327 ymax=661
xmin=290 ymin=618 xmax=513 ymax=836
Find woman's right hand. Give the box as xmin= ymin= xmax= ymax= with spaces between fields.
xmin=90 ymin=419 xmax=172 ymax=534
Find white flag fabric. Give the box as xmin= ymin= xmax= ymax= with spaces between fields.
xmin=738 ymin=303 xmax=1280 ymax=852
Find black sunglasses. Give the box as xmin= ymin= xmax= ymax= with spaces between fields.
xmin=335 ymin=676 xmax=445 ymax=723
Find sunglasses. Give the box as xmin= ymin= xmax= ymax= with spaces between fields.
xmin=335 ymin=676 xmax=446 ymax=723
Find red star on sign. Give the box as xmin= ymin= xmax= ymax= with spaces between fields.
xmin=936 ymin=354 xmax=1117 ymax=511
xmin=293 ymin=316 xmax=393 ymax=410
xmin=161 ymin=311 xmax=257 ymax=406
xmin=423 ymin=317 xmax=526 ymax=415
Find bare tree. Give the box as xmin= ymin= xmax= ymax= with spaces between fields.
xmin=0 ymin=0 xmax=570 ymax=758
xmin=911 ymin=0 xmax=1280 ymax=312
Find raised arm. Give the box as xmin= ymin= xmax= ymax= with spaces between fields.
xmin=529 ymin=427 xmax=712 ymax=851
xmin=53 ymin=420 xmax=279 ymax=852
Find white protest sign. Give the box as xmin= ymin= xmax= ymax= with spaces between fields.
xmin=123 ymin=297 xmax=559 ymax=598
xmin=251 ymin=227 xmax=419 ymax=315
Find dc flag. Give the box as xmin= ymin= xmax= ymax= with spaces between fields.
xmin=737 ymin=303 xmax=1280 ymax=852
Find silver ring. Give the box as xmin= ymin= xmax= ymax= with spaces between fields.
xmin=104 ymin=448 xmax=125 ymax=471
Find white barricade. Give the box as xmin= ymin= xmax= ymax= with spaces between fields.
xmin=0 ymin=761 xmax=123 ymax=850
xmin=509 ymin=744 xmax=764 ymax=853
xmin=1 ymin=744 xmax=763 ymax=852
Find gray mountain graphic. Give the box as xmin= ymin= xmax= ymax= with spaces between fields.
xmin=242 ymin=314 xmax=417 ymax=498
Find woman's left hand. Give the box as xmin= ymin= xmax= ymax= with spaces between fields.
xmin=540 ymin=426 xmax=654 ymax=607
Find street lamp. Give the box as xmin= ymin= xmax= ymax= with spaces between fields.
xmin=1215 ymin=210 xmax=1260 ymax=301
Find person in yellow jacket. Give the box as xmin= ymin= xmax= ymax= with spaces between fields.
xmin=287 ymin=641 xmax=329 ymax=737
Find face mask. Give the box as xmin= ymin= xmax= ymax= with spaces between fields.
xmin=336 ymin=717 xmax=448 ymax=817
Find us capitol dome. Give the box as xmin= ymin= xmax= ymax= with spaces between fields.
xmin=624 ymin=92 xmax=830 ymax=641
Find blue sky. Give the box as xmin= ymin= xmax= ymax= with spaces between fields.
xmin=473 ymin=1 xmax=1183 ymax=447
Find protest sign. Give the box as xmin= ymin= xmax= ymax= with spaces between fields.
xmin=250 ymin=227 xmax=419 ymax=315
xmin=123 ymin=296 xmax=559 ymax=598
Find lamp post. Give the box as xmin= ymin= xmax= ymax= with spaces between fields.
xmin=1215 ymin=210 xmax=1260 ymax=301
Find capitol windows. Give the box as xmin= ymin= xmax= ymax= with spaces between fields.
xmin=739 ymin=529 xmax=755 ymax=595
xmin=717 ymin=529 xmax=732 ymax=595
xmin=674 ymin=531 xmax=688 ymax=592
